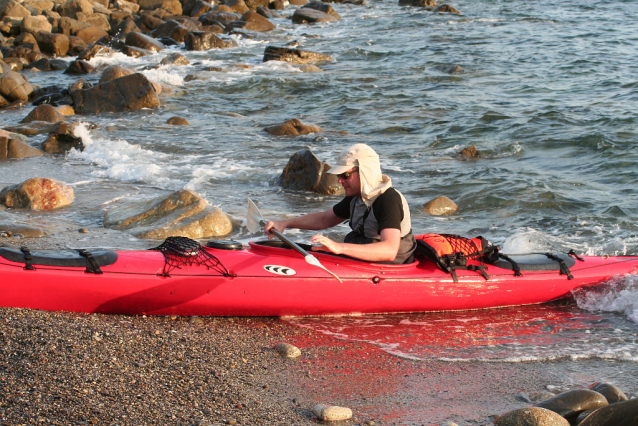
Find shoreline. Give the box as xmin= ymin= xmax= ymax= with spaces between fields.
xmin=2 ymin=305 xmax=637 ymax=426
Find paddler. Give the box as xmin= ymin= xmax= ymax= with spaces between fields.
xmin=265 ymin=143 xmax=417 ymax=264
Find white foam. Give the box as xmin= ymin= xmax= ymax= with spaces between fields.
xmin=141 ymin=67 xmax=186 ymax=86
xmin=67 ymin=123 xmax=172 ymax=186
xmin=573 ymin=274 xmax=638 ymax=324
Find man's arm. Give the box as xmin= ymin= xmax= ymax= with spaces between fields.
xmin=310 ymin=228 xmax=401 ymax=262
xmin=264 ymin=209 xmax=345 ymax=237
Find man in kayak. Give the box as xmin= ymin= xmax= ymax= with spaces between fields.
xmin=265 ymin=143 xmax=417 ymax=264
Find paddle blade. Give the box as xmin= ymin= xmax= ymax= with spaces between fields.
xmin=305 ymin=254 xmax=343 ymax=283
xmin=246 ymin=198 xmax=265 ymax=234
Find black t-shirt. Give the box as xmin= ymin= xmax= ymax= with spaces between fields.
xmin=333 ymin=188 xmax=404 ymax=233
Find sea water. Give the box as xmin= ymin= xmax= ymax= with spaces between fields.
xmin=2 ymin=0 xmax=638 ymax=386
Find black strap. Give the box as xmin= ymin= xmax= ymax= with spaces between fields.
xmin=356 ymin=206 xmax=372 ymax=236
xmin=467 ymin=264 xmax=490 ymax=280
xmin=498 ymin=253 xmax=523 ymax=277
xmin=449 ymin=265 xmax=490 ymax=282
xmin=568 ymin=250 xmax=584 ymax=261
xmin=77 ymin=249 xmax=103 ymax=274
xmin=544 ymin=253 xmax=574 ymax=280
xmin=20 ymin=246 xmax=35 ymax=271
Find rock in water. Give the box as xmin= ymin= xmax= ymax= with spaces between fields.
xmin=71 ymin=73 xmax=160 ymax=114
xmin=103 ymin=189 xmax=233 ymax=240
xmin=422 ymin=196 xmax=458 ymax=215
xmin=0 ymin=178 xmax=74 ymax=210
xmin=263 ymin=46 xmax=333 ymax=64
xmin=277 ymin=148 xmax=343 ymax=195
xmin=0 ymin=136 xmax=43 ymax=159
xmin=265 ymin=118 xmax=323 ymax=135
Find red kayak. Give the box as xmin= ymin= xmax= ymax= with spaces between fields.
xmin=1 ymin=237 xmax=637 ymax=317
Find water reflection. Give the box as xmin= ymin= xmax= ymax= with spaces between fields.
xmin=286 ymin=301 xmax=638 ymax=362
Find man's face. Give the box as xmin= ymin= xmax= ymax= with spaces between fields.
xmin=337 ymin=168 xmax=361 ymax=197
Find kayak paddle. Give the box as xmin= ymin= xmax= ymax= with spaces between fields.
xmin=246 ymin=198 xmax=343 ymax=283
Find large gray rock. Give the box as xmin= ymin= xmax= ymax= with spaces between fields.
xmin=103 ymin=189 xmax=233 ymax=240
xmin=71 ymin=73 xmax=160 ymax=114
xmin=0 ymin=136 xmax=43 ymax=159
xmin=263 ymin=46 xmax=333 ymax=64
xmin=578 ymin=398 xmax=638 ymax=426
xmin=535 ymin=389 xmax=608 ymax=419
xmin=292 ymin=8 xmax=339 ymax=24
xmin=0 ymin=178 xmax=74 ymax=210
xmin=495 ymin=407 xmax=569 ymax=426
xmin=277 ymin=148 xmax=343 ymax=195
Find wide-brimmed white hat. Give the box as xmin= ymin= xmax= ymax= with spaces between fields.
xmin=327 ymin=143 xmax=380 ymax=175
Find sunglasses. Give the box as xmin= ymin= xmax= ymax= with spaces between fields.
xmin=337 ymin=169 xmax=359 ymax=180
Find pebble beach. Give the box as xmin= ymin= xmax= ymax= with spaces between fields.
xmin=3 ymin=303 xmax=638 ymax=426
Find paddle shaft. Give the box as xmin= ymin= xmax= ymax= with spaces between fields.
xmin=259 ymin=219 xmax=311 ymax=257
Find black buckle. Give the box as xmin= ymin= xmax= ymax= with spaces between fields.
xmin=545 ymin=253 xmax=574 ymax=280
xmin=77 ymin=249 xmax=103 ymax=274
xmin=568 ymin=250 xmax=585 ymax=261
xmin=20 ymin=246 xmax=35 ymax=271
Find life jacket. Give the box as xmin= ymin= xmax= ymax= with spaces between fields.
xmin=414 ymin=233 xmax=499 ymax=282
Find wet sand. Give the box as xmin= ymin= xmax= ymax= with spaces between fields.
xmin=1 ymin=234 xmax=637 ymax=425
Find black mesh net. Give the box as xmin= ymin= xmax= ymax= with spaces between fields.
xmin=440 ymin=234 xmax=482 ymax=259
xmin=150 ymin=236 xmax=231 ymax=277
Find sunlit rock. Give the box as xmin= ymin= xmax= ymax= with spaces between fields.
xmin=313 ymin=404 xmax=353 ymax=421
xmin=422 ymin=196 xmax=458 ymax=216
xmin=0 ymin=178 xmax=74 ymax=210
xmin=103 ymin=189 xmax=233 ymax=240
xmin=495 ymin=407 xmax=569 ymax=426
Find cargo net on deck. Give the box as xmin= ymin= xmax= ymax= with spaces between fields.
xmin=150 ymin=236 xmax=233 ymax=277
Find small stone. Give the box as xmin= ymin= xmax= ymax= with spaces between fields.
xmin=313 ymin=404 xmax=352 ymax=421
xmin=274 ymin=342 xmax=301 ymax=358
xmin=457 ymin=145 xmax=480 ymax=158
xmin=79 ymin=228 xmax=88 ymax=233
xmin=167 ymin=116 xmax=190 ymax=125
xmin=189 ymin=317 xmax=204 ymax=325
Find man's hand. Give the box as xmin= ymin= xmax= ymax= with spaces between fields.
xmin=310 ymin=234 xmax=343 ymax=254
xmin=264 ymin=220 xmax=288 ymax=239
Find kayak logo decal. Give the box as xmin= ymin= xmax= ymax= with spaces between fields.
xmin=264 ymin=265 xmax=296 ymax=276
